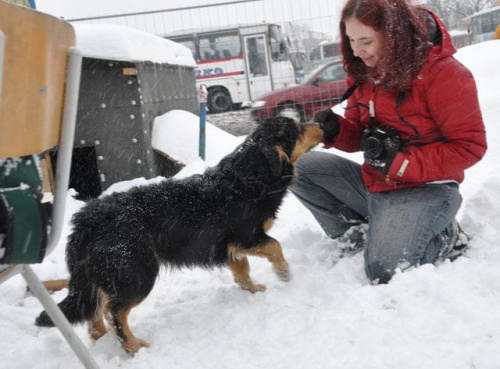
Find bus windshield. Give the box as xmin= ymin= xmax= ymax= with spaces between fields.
xmin=172 ymin=36 xmax=197 ymax=59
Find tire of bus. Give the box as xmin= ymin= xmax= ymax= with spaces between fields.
xmin=207 ymin=88 xmax=232 ymax=114
xmin=276 ymin=102 xmax=305 ymax=123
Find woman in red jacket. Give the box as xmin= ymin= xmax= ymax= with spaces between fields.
xmin=291 ymin=0 xmax=487 ymax=284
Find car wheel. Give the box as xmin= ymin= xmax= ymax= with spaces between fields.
xmin=276 ymin=103 xmax=304 ymax=122
xmin=207 ymin=89 xmax=232 ymax=114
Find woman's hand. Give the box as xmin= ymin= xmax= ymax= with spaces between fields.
xmin=313 ymin=108 xmax=340 ymax=143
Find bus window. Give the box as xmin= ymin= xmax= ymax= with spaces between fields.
xmin=473 ymin=19 xmax=480 ymax=37
xmin=323 ymin=43 xmax=340 ymax=58
xmin=246 ymin=36 xmax=268 ymax=76
xmin=310 ymin=42 xmax=341 ymax=68
xmin=269 ymin=24 xmax=287 ymax=61
xmin=483 ymin=13 xmax=494 ymax=33
xmin=170 ymin=36 xmax=198 ymax=60
xmin=199 ymin=31 xmax=241 ymax=61
xmin=310 ymin=46 xmax=321 ymax=61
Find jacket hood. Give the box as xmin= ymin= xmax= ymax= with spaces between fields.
xmin=419 ymin=7 xmax=456 ymax=62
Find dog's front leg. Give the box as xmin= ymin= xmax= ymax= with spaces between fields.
xmin=246 ymin=239 xmax=291 ymax=282
xmin=229 ymin=239 xmax=291 ymax=283
xmin=228 ymin=256 xmax=266 ymax=293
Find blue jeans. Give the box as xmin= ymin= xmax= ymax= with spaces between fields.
xmin=290 ymin=151 xmax=462 ymax=284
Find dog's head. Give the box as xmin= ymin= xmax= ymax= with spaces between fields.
xmin=250 ymin=116 xmax=323 ymax=175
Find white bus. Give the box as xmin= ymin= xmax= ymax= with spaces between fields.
xmin=165 ymin=23 xmax=296 ymax=113
xmin=309 ymin=40 xmax=341 ymax=68
xmin=465 ymin=5 xmax=500 ymax=43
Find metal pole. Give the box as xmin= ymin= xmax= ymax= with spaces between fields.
xmin=45 ymin=47 xmax=82 ymax=256
xmin=199 ymin=85 xmax=208 ymax=160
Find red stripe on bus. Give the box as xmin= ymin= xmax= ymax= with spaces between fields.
xmin=197 ymin=71 xmax=245 ymax=80
xmin=197 ymin=56 xmax=244 ymax=64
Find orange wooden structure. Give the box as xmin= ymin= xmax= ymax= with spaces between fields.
xmin=0 ymin=2 xmax=75 ymax=157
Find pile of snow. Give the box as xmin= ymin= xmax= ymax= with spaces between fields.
xmin=1 ymin=40 xmax=500 ymax=369
xmin=454 ymin=40 xmax=500 ymax=202
xmin=455 ymin=40 xmax=500 ymax=108
xmin=152 ymin=110 xmax=243 ymax=167
xmin=74 ymin=24 xmax=197 ymax=66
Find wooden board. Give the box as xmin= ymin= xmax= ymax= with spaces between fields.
xmin=0 ymin=2 xmax=75 ymax=157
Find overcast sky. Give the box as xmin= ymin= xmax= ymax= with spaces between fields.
xmin=36 ymin=0 xmax=343 ymax=40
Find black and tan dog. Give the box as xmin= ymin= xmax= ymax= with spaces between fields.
xmin=36 ymin=116 xmax=323 ymax=354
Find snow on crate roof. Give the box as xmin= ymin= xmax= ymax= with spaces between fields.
xmin=73 ymin=24 xmax=197 ymax=67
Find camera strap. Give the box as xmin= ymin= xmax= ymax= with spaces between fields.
xmin=340 ymin=79 xmax=362 ymax=104
xmin=343 ymin=80 xmax=362 ymax=102
xmin=340 ymin=81 xmax=422 ymax=143
xmin=395 ymin=91 xmax=421 ymax=143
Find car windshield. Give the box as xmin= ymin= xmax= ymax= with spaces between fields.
xmin=303 ymin=62 xmax=344 ymax=84
xmin=303 ymin=65 xmax=328 ymax=84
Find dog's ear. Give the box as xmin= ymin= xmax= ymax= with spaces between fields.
xmin=262 ymin=145 xmax=289 ymax=176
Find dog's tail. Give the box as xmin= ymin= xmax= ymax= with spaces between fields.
xmin=35 ymin=228 xmax=99 ymax=327
xmin=35 ymin=278 xmax=99 ymax=327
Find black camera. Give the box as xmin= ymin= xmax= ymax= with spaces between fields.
xmin=361 ymin=126 xmax=401 ymax=160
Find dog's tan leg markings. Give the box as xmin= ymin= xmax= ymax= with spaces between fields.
xmin=290 ymin=124 xmax=323 ymax=163
xmin=88 ymin=291 xmax=109 ymax=341
xmin=41 ymin=279 xmax=69 ymax=292
xmin=105 ymin=300 xmax=149 ymax=354
xmin=263 ymin=217 xmax=275 ymax=232
xmin=229 ymin=239 xmax=291 ymax=282
xmin=228 ymin=256 xmax=267 ymax=293
xmin=248 ymin=239 xmax=291 ymax=281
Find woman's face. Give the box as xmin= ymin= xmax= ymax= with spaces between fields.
xmin=345 ymin=17 xmax=384 ymax=68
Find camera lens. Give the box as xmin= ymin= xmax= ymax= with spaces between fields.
xmin=364 ymin=136 xmax=384 ymax=159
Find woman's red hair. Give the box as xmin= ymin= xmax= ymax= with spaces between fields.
xmin=340 ymin=0 xmax=432 ymax=90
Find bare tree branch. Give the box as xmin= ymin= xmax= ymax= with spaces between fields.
xmin=425 ymin=0 xmax=495 ymax=29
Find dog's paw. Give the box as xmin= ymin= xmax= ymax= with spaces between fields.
xmin=249 ymin=283 xmax=267 ymax=293
xmin=240 ymin=282 xmax=267 ymax=293
xmin=274 ymin=262 xmax=292 ymax=282
xmin=275 ymin=269 xmax=292 ymax=282
xmin=123 ymin=338 xmax=150 ymax=355
xmin=88 ymin=322 xmax=108 ymax=341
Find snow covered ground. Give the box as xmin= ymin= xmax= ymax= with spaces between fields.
xmin=1 ymin=41 xmax=499 ymax=369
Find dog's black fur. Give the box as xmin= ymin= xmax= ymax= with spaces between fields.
xmin=35 ymin=116 xmax=323 ymax=353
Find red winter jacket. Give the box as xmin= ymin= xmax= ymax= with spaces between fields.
xmin=326 ymin=10 xmax=487 ymax=193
